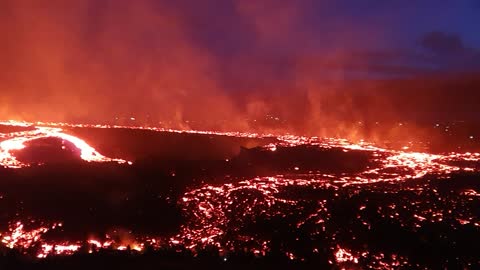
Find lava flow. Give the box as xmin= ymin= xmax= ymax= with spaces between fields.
xmin=0 ymin=120 xmax=129 ymax=168
xmin=0 ymin=119 xmax=479 ymax=268
xmin=0 ymin=221 xmax=148 ymax=258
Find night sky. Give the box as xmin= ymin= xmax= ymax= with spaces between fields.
xmin=0 ymin=0 xmax=479 ymax=131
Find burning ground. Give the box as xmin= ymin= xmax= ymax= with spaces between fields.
xmin=0 ymin=120 xmax=479 ymax=269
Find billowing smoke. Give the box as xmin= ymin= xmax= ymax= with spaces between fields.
xmin=0 ymin=0 xmax=478 ymax=141
xmin=0 ymin=0 xmax=239 ymax=128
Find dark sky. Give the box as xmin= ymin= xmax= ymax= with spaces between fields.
xmin=0 ymin=0 xmax=479 ymax=132
xmin=166 ymin=0 xmax=480 ymax=76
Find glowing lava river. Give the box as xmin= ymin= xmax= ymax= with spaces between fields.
xmin=0 ymin=120 xmax=479 ymax=269
xmin=0 ymin=120 xmax=129 ymax=168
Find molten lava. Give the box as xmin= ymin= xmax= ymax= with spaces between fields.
xmin=0 ymin=119 xmax=479 ymax=268
xmin=0 ymin=120 xmax=129 ymax=168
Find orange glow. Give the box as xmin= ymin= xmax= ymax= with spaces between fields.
xmin=335 ymin=246 xmax=359 ymax=264
xmin=0 ymin=221 xmax=152 ymax=258
xmin=0 ymin=119 xmax=479 ymax=268
xmin=1 ymin=221 xmax=52 ymax=249
xmin=0 ymin=120 xmax=129 ymax=168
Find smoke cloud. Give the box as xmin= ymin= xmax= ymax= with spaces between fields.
xmin=0 ymin=0 xmax=478 ymax=140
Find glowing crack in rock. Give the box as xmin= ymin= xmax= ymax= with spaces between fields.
xmin=168 ymin=138 xmax=480 ymax=251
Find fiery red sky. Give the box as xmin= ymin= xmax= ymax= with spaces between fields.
xmin=0 ymin=0 xmax=479 ymax=134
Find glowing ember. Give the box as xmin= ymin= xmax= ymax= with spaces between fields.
xmin=37 ymin=244 xmax=81 ymax=258
xmin=1 ymin=221 xmax=53 ymax=249
xmin=88 ymin=239 xmax=113 ymax=249
xmin=335 ymin=246 xmax=359 ymax=264
xmin=0 ymin=221 xmax=151 ymax=258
